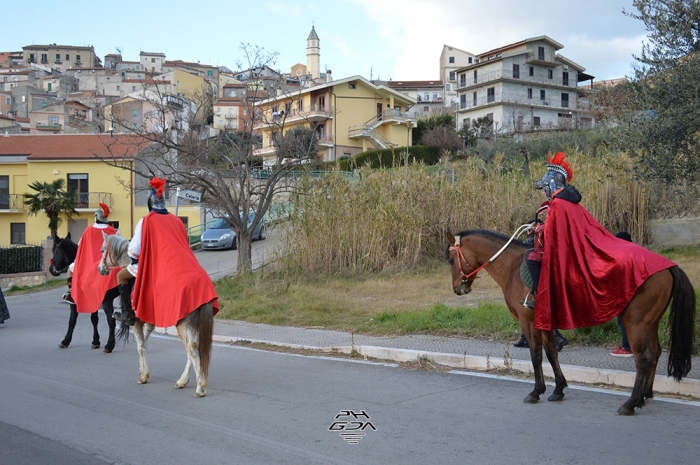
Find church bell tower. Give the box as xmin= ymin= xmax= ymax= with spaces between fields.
xmin=306 ymin=26 xmax=320 ymax=80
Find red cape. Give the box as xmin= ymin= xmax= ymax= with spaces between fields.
xmin=131 ymin=212 xmax=219 ymax=327
xmin=73 ymin=225 xmax=119 ymax=313
xmin=534 ymin=198 xmax=675 ymax=330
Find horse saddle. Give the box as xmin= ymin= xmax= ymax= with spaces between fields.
xmin=520 ymin=249 xmax=534 ymax=289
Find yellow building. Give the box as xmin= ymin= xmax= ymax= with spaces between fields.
xmin=254 ymin=75 xmax=417 ymax=164
xmin=0 ymin=134 xmax=202 ymax=245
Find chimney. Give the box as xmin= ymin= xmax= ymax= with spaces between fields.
xmin=326 ymin=70 xmax=332 ymax=83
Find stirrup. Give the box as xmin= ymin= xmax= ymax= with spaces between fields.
xmin=62 ymin=291 xmax=75 ymax=304
xmin=520 ymin=292 xmax=535 ymax=309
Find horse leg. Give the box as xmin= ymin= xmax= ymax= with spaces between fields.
xmin=542 ymin=330 xmax=568 ymax=401
xmin=175 ymin=321 xmax=194 ymax=390
xmin=90 ymin=311 xmax=100 ymax=349
xmin=521 ymin=324 xmax=547 ymax=404
xmin=618 ymin=329 xmax=663 ymax=415
xmin=101 ymin=288 xmax=119 ymax=353
xmin=59 ymin=303 xmax=79 ymax=348
xmin=132 ymin=321 xmax=150 ymax=384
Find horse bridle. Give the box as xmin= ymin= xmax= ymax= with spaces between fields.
xmin=99 ymin=241 xmax=121 ymax=271
xmin=449 ymin=239 xmax=488 ymax=285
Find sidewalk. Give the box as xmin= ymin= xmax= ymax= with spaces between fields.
xmin=157 ymin=318 xmax=700 ymax=398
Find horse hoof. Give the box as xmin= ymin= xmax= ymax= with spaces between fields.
xmin=91 ymin=344 xmax=100 ymax=349
xmin=195 ymin=390 xmax=206 ymax=398
xmin=616 ymin=405 xmax=635 ymax=416
xmin=523 ymin=394 xmax=540 ymax=404
xmin=103 ymin=347 xmax=113 ymax=354
xmin=58 ymin=343 xmax=68 ymax=349
xmin=548 ymin=393 xmax=565 ymax=402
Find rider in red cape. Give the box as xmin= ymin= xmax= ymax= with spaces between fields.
xmin=69 ymin=203 xmax=119 ymax=313
xmin=128 ymin=176 xmax=218 ymax=327
xmin=533 ymin=152 xmax=675 ymax=331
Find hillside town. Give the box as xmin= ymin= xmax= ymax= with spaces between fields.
xmin=0 ymin=26 xmax=602 ymax=246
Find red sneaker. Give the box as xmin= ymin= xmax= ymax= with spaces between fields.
xmin=610 ymin=346 xmax=633 ymax=357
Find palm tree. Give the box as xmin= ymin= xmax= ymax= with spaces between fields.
xmin=24 ymin=179 xmax=79 ymax=238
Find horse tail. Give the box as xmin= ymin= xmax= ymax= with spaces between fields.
xmin=116 ymin=321 xmax=131 ymax=343
xmin=667 ymin=266 xmax=696 ymax=380
xmin=198 ymin=302 xmax=214 ymax=380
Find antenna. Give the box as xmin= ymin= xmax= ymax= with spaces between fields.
xmin=370 ymin=67 xmax=373 ymax=81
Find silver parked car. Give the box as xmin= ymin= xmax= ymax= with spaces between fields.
xmin=201 ymin=212 xmax=266 ymax=250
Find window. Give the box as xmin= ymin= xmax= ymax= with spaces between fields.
xmin=432 ymin=93 xmax=438 ymax=101
xmin=76 ymin=54 xmax=81 ymax=62
xmin=67 ymin=173 xmax=89 ymax=206
xmin=208 ymin=70 xmax=213 ymax=76
xmin=548 ymin=69 xmax=553 ymax=79
xmin=534 ymin=116 xmax=541 ymax=127
xmin=29 ymin=53 xmax=35 ymax=63
xmin=41 ymin=53 xmax=48 ymax=63
xmin=151 ymin=58 xmax=156 ymax=63
xmin=66 ymin=54 xmax=70 ymax=61
xmin=348 ymin=82 xmax=357 ymax=89
xmin=47 ymin=83 xmax=52 ymax=92
xmin=132 ymin=86 xmax=136 ymax=91
xmin=538 ymin=47 xmax=545 ymax=61
xmin=468 ymin=57 xmax=473 ymax=64
xmin=513 ymin=64 xmax=520 ymax=79
xmin=21 ymin=95 xmax=25 ymax=103
xmin=133 ymin=108 xmax=138 ymax=116
xmin=460 ymin=73 xmax=466 ymax=87
xmin=0 ymin=176 xmax=8 ymax=209
xmin=423 ymin=106 xmax=429 ymax=112
xmin=11 ymin=223 xmax=26 ymax=244
xmin=133 ymin=123 xmax=138 ymax=130
xmin=562 ymin=71 xmax=569 ymax=86
xmin=50 ymin=116 xmax=57 ymax=125
xmin=473 ymin=91 xmax=477 ymax=106
xmin=540 ymin=90 xmax=546 ymax=100
xmin=473 ymin=70 xmax=477 ymax=84
xmin=424 ymin=92 xmax=430 ymax=101
xmin=460 ymin=94 xmax=466 ymax=109
xmin=463 ymin=118 xmax=470 ymax=127
xmin=297 ymin=99 xmax=303 ymax=111
xmin=529 ymin=66 xmax=534 ymax=77
xmin=445 ymin=83 xmax=451 ymax=91
xmin=487 ymin=87 xmax=495 ymax=103
xmin=55 ymin=53 xmax=61 ymax=61
xmin=561 ymin=93 xmax=569 ymax=108
xmin=528 ymin=88 xmax=532 ymax=99
xmin=5 ymin=97 xmax=9 ymax=105
xmin=116 ymin=85 xmax=120 ymax=91
xmin=449 ymin=56 xmax=455 ymax=63
xmin=449 ymin=71 xmax=456 ymax=81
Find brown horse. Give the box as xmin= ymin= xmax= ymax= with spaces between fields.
xmin=446 ymin=229 xmax=695 ymax=415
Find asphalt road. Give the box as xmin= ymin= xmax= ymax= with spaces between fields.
xmin=1 ymin=289 xmax=699 ymax=465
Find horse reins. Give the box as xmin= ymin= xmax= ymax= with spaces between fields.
xmin=99 ymin=241 xmax=121 ymax=271
xmin=451 ymin=224 xmax=533 ymax=283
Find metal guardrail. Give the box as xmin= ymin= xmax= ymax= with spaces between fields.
xmin=75 ymin=192 xmax=113 ymax=209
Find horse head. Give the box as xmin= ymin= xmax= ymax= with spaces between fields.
xmin=446 ymin=231 xmax=479 ymax=296
xmin=98 ymin=231 xmax=129 ymax=276
xmin=50 ymin=232 xmax=78 ymax=276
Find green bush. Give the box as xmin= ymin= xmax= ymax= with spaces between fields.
xmin=0 ymin=245 xmax=42 ymax=274
xmin=331 ymin=145 xmax=441 ymax=171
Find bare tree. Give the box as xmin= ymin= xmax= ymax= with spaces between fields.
xmin=101 ymin=43 xmax=322 ymax=273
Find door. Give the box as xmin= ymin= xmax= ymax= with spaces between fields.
xmin=377 ymin=103 xmax=383 ymax=120
xmin=69 ymin=219 xmax=88 ymax=243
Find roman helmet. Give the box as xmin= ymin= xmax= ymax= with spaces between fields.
xmin=147 ymin=176 xmax=168 ymax=211
xmin=95 ymin=202 xmax=111 ymax=223
xmin=535 ymin=151 xmax=573 ymax=200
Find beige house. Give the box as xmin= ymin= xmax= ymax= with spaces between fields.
xmin=28 ymin=101 xmax=95 ymax=134
xmin=22 ymin=44 xmax=100 ymax=72
xmin=254 ymin=75 xmax=416 ymax=164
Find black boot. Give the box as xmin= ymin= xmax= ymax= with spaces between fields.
xmin=62 ymin=277 xmax=75 ymax=304
xmin=513 ymin=333 xmax=529 ymax=348
xmin=114 ymin=283 xmax=135 ymax=326
xmin=554 ymin=329 xmax=569 ymax=352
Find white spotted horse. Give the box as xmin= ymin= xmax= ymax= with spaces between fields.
xmin=98 ymin=232 xmax=214 ymax=397
xmin=446 ymin=229 xmax=695 ymax=415
xmin=51 ymin=232 xmax=119 ymax=353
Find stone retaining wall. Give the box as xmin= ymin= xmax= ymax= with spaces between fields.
xmin=649 ymin=217 xmax=700 ymax=247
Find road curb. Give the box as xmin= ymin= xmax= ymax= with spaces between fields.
xmin=209 ymin=334 xmax=700 ymax=399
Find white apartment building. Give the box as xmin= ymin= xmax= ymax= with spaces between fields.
xmin=440 ymin=45 xmax=477 ymax=109
xmin=454 ymin=36 xmax=594 ymax=136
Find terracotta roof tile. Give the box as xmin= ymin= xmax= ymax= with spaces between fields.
xmin=0 ymin=134 xmax=153 ymax=160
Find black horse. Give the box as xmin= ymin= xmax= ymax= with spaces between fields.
xmin=51 ymin=232 xmax=119 ymax=353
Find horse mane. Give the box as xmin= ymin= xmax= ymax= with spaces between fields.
xmin=446 ymin=229 xmax=526 ymax=260
xmin=106 ymin=234 xmax=130 ymax=262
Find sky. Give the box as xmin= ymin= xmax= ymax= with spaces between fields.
xmin=4 ymin=0 xmax=648 ymax=82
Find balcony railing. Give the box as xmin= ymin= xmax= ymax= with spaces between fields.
xmin=74 ymin=192 xmax=113 ymax=209
xmin=457 ymin=68 xmax=574 ymax=91
xmin=458 ymin=92 xmax=576 ymax=112
xmin=0 ymin=194 xmax=25 ymax=211
xmin=36 ymin=123 xmax=62 ymax=130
